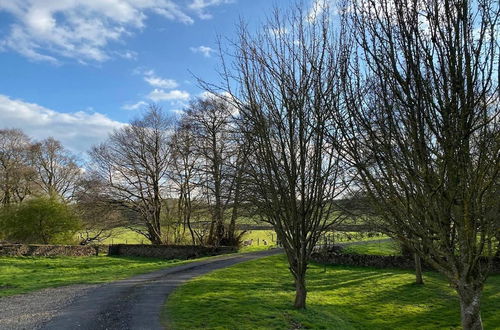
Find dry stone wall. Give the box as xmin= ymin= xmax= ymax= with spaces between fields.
xmin=108 ymin=244 xmax=237 ymax=259
xmin=311 ymin=249 xmax=500 ymax=274
xmin=0 ymin=244 xmax=97 ymax=257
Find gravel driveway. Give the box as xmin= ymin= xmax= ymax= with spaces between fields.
xmin=0 ymin=284 xmax=100 ymax=329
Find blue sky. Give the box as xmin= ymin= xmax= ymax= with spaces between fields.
xmin=0 ymin=0 xmax=310 ymax=155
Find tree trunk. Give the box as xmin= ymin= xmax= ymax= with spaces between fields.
xmin=147 ymin=217 xmax=163 ymax=245
xmin=228 ymin=156 xmax=244 ymax=244
xmin=208 ymin=219 xmax=215 ymax=245
xmin=148 ymin=232 xmax=163 ymax=245
xmin=414 ymin=253 xmax=424 ymax=285
xmin=3 ymin=185 xmax=10 ymax=205
xmin=457 ymin=283 xmax=483 ymax=330
xmin=294 ymin=274 xmax=307 ymax=309
xmin=186 ymin=210 xmax=196 ymax=245
xmin=228 ymin=182 xmax=240 ymax=244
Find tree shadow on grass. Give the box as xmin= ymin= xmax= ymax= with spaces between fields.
xmin=167 ymin=254 xmax=500 ymax=329
xmin=306 ymin=268 xmax=500 ymax=329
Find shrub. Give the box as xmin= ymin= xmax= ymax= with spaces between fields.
xmin=0 ymin=197 xmax=81 ymax=244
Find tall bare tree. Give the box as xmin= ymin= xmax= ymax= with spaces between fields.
xmin=0 ymin=129 xmax=34 ymax=205
xmin=169 ymin=117 xmax=200 ymax=245
xmin=185 ymin=96 xmax=239 ymax=246
xmin=89 ymin=105 xmax=172 ymax=244
xmin=225 ymin=134 xmax=249 ymax=245
xmin=30 ymin=137 xmax=81 ymax=200
xmin=340 ymin=0 xmax=499 ymax=328
xmin=221 ymin=4 xmax=350 ymax=308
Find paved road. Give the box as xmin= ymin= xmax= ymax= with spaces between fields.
xmin=40 ymin=249 xmax=283 ymax=330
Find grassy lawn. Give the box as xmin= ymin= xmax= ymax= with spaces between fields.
xmin=239 ymin=230 xmax=277 ymax=252
xmin=239 ymin=231 xmax=389 ymax=253
xmin=97 ymin=228 xmax=147 ymax=244
xmin=163 ymin=254 xmax=500 ymax=329
xmin=84 ymin=227 xmax=278 ymax=247
xmin=342 ymin=241 xmax=401 ymax=256
xmin=0 ymin=255 xmax=200 ymax=297
xmin=86 ymin=226 xmax=386 ymax=247
xmin=332 ymin=232 xmax=388 ymax=243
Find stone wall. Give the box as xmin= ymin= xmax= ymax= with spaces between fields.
xmin=311 ymin=250 xmax=500 ymax=274
xmin=108 ymin=244 xmax=237 ymax=259
xmin=0 ymin=244 xmax=97 ymax=257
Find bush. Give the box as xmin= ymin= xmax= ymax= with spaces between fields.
xmin=0 ymin=197 xmax=81 ymax=244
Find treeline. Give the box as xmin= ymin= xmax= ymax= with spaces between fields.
xmin=0 ymin=131 xmax=84 ymax=244
xmin=88 ymin=99 xmax=249 ymax=246
xmin=0 ymin=97 xmax=250 ymax=247
xmin=0 ymin=131 xmax=80 ymax=204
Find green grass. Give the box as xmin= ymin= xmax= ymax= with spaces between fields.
xmin=238 ymin=231 xmax=388 ymax=253
xmin=163 ymin=255 xmax=500 ymax=329
xmin=328 ymin=232 xmax=389 ymax=243
xmin=97 ymin=228 xmax=147 ymax=244
xmin=342 ymin=241 xmax=401 ymax=256
xmin=0 ymin=255 xmax=200 ymax=297
xmin=83 ymin=226 xmax=387 ymax=251
xmin=83 ymin=227 xmax=279 ymax=247
xmin=239 ymin=230 xmax=277 ymax=252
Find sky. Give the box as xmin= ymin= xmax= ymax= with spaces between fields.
xmin=0 ymin=0 xmax=314 ymax=156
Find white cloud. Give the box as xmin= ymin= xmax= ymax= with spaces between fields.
xmin=190 ymin=45 xmax=215 ymax=57
xmin=122 ymin=101 xmax=148 ymax=111
xmin=125 ymin=68 xmax=185 ymax=110
xmin=0 ymin=94 xmax=124 ymax=153
xmin=117 ymin=50 xmax=138 ymax=60
xmin=143 ymin=70 xmax=178 ymax=89
xmin=189 ymin=0 xmax=235 ymax=19
xmin=154 ymin=5 xmax=194 ymax=24
xmin=307 ymin=0 xmax=331 ymax=23
xmin=0 ymin=1 xmax=196 ymax=63
xmin=147 ymin=89 xmax=190 ymax=102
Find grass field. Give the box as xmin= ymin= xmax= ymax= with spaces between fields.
xmin=83 ymin=226 xmax=386 ymax=245
xmin=239 ymin=230 xmax=389 ymax=252
xmin=97 ymin=228 xmax=146 ymax=244
xmin=83 ymin=227 xmax=278 ymax=247
xmin=239 ymin=230 xmax=277 ymax=252
xmin=0 ymin=256 xmax=201 ymax=297
xmin=342 ymin=240 xmax=401 ymax=256
xmin=163 ymin=254 xmax=500 ymax=329
xmin=330 ymin=232 xmax=388 ymax=243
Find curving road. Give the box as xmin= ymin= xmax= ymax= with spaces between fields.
xmin=1 ymin=239 xmax=391 ymax=330
xmin=39 ymin=248 xmax=283 ymax=330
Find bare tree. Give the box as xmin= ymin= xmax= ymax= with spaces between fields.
xmin=340 ymin=0 xmax=500 ymax=328
xmin=225 ymin=134 xmax=249 ymax=245
xmin=185 ymin=96 xmax=240 ymax=246
xmin=73 ymin=174 xmax=126 ymax=245
xmin=30 ymin=137 xmax=82 ymax=200
xmin=89 ymin=105 xmax=172 ymax=244
xmin=220 ymin=4 xmax=350 ymax=308
xmin=0 ymin=129 xmax=34 ymax=205
xmin=169 ymin=117 xmax=201 ymax=245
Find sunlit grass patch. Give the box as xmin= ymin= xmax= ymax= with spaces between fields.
xmin=342 ymin=241 xmax=401 ymax=256
xmin=0 ymin=256 xmax=196 ymax=297
xmin=164 ymin=254 xmax=500 ymax=329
